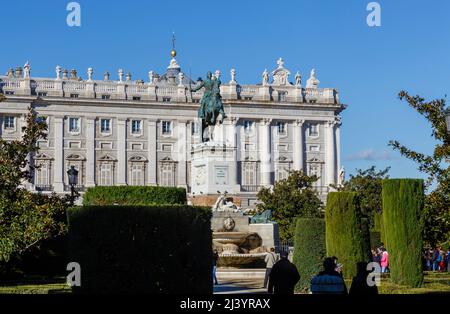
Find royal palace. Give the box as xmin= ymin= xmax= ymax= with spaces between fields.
xmin=0 ymin=53 xmax=345 ymax=207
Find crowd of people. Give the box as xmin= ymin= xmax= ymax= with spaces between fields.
xmin=423 ymin=247 xmax=450 ymax=272
xmin=212 ymin=243 xmax=449 ymax=294
xmin=371 ymin=244 xmax=389 ymax=273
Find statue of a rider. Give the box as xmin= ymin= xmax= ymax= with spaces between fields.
xmin=190 ymin=71 xmax=226 ymax=142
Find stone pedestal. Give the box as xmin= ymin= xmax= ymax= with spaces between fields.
xmin=248 ymin=223 xmax=280 ymax=248
xmin=190 ymin=142 xmax=240 ymax=195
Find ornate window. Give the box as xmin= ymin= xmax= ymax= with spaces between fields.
xmin=307 ymin=158 xmax=323 ymax=188
xmin=97 ymin=155 xmax=116 ymax=186
xmin=65 ymin=154 xmax=85 ymax=187
xmin=34 ymin=153 xmax=53 ymax=191
xmin=242 ymin=160 xmax=258 ymax=186
xmin=128 ymin=156 xmax=146 ymax=186
xmin=158 ymin=157 xmax=176 ymax=187
xmin=275 ymin=157 xmax=292 ymax=181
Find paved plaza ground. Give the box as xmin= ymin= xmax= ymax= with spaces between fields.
xmin=214 ymin=278 xmax=267 ymax=294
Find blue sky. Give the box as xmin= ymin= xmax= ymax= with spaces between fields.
xmin=1 ymin=0 xmax=449 ymax=182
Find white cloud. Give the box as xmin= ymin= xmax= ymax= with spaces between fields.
xmin=345 ymin=148 xmax=394 ymax=161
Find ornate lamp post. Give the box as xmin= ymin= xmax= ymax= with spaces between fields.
xmin=67 ymin=165 xmax=79 ymax=205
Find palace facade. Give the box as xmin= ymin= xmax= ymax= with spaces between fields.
xmin=0 ymin=55 xmax=345 ymax=207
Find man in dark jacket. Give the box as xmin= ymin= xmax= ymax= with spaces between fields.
xmin=268 ymin=251 xmax=300 ymax=294
xmin=311 ymin=257 xmax=348 ymax=294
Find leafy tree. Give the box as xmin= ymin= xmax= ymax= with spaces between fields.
xmin=0 ymin=105 xmax=69 ymax=263
xmin=256 ymin=170 xmax=323 ymax=242
xmin=389 ymin=91 xmax=450 ymax=246
xmin=333 ymin=166 xmax=390 ymax=229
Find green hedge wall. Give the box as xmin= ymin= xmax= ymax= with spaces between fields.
xmin=67 ymin=205 xmax=212 ymax=294
xmin=325 ymin=192 xmax=371 ymax=278
xmin=82 ymin=186 xmax=187 ymax=206
xmin=293 ymin=218 xmax=326 ymax=293
xmin=382 ymin=179 xmax=424 ymax=287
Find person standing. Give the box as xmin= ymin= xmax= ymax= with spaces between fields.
xmin=432 ymin=247 xmax=440 ymax=271
xmin=212 ymin=249 xmax=219 ymax=285
xmin=263 ymin=247 xmax=278 ymax=288
xmin=311 ymin=257 xmax=347 ymax=294
xmin=380 ymin=248 xmax=389 ymax=273
xmin=268 ymin=251 xmax=300 ymax=294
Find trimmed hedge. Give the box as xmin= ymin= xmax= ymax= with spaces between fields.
xmin=382 ymin=179 xmax=424 ymax=287
xmin=82 ymin=186 xmax=187 ymax=206
xmin=67 ymin=205 xmax=212 ymax=294
xmin=325 ymin=192 xmax=371 ymax=278
xmin=293 ymin=218 xmax=326 ymax=293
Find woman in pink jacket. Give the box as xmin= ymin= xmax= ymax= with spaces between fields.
xmin=380 ymin=249 xmax=389 ymax=273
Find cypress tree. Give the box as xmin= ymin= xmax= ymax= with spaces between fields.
xmin=293 ymin=218 xmax=326 ymax=292
xmin=325 ymin=192 xmax=371 ymax=278
xmin=382 ymin=179 xmax=424 ymax=287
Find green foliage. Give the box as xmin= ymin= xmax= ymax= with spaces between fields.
xmin=370 ymin=231 xmax=382 ymax=250
xmin=335 ymin=166 xmax=390 ymax=229
xmin=325 ymin=192 xmax=371 ymax=279
xmin=67 ymin=205 xmax=212 ymax=294
xmin=256 ymin=170 xmax=323 ymax=242
xmin=293 ymin=218 xmax=326 ymax=293
xmin=382 ymin=179 xmax=424 ymax=288
xmin=389 ymin=91 xmax=450 ymax=246
xmin=0 ymin=107 xmax=69 ymax=263
xmin=83 ymin=186 xmax=187 ymax=206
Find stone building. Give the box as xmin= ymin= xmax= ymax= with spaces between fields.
xmin=0 ymin=54 xmax=345 ymax=207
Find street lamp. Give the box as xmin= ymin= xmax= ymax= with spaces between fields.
xmin=67 ymin=165 xmax=79 ymax=205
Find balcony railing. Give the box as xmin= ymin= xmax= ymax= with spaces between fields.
xmin=0 ymin=76 xmax=339 ymax=104
xmin=35 ymin=184 xmax=54 ymax=192
xmin=241 ymin=185 xmax=260 ymax=192
xmin=64 ymin=185 xmax=85 ymax=192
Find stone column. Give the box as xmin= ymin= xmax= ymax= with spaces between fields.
xmin=177 ymin=120 xmax=188 ymax=188
xmin=293 ymin=119 xmax=304 ymax=172
xmin=227 ymin=117 xmax=239 ymax=190
xmin=259 ymin=118 xmax=272 ymax=187
xmin=325 ymin=121 xmax=336 ymax=187
xmin=85 ymin=117 xmax=96 ymax=187
xmin=147 ymin=120 xmax=157 ymax=185
xmin=335 ymin=119 xmax=341 ymax=175
xmin=117 ymin=118 xmax=127 ymax=185
xmin=53 ymin=116 xmax=65 ymax=192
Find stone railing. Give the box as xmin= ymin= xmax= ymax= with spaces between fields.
xmin=0 ymin=76 xmax=339 ymax=104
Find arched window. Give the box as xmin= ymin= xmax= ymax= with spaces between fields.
xmin=158 ymin=157 xmax=177 ymax=187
